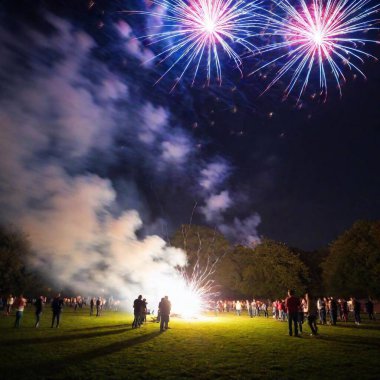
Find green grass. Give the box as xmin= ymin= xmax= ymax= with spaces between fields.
xmin=1 ymin=309 xmax=380 ymax=379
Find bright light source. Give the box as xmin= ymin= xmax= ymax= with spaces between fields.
xmin=312 ymin=29 xmax=324 ymax=45
xmin=203 ymin=17 xmax=216 ymax=33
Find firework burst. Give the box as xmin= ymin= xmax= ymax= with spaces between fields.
xmin=250 ymin=0 xmax=380 ymax=101
xmin=155 ymin=262 xmax=217 ymax=319
xmin=128 ymin=0 xmax=264 ymax=89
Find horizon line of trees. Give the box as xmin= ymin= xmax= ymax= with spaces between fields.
xmin=1 ymin=220 xmax=380 ymax=299
xmin=171 ymin=220 xmax=380 ymax=300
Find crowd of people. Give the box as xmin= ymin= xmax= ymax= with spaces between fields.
xmin=1 ymin=293 xmax=122 ymax=328
xmin=214 ymin=293 xmax=376 ymax=336
xmin=1 ymin=291 xmax=376 ymax=335
xmin=214 ymin=299 xmax=269 ymax=317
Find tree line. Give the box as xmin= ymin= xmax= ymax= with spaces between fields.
xmin=1 ymin=220 xmax=380 ymax=299
xmin=171 ymin=220 xmax=380 ymax=299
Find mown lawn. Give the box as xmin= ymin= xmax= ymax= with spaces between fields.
xmin=1 ymin=308 xmax=379 ymax=379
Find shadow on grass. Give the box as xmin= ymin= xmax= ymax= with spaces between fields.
xmin=333 ymin=323 xmax=380 ymax=331
xmin=318 ymin=334 xmax=380 ymax=348
xmin=2 ymin=327 xmax=133 ymax=346
xmin=31 ymin=330 xmax=163 ymax=377
xmin=66 ymin=321 xmax=157 ymax=333
xmin=67 ymin=324 xmax=129 ymax=332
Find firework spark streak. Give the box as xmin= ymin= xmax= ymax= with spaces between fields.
xmin=250 ymin=0 xmax=380 ymax=101
xmin=180 ymin=255 xmax=219 ymax=313
xmin=128 ymin=0 xmax=264 ymax=88
xmin=155 ymin=261 xmax=217 ymax=319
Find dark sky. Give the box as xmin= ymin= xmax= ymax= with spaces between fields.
xmin=1 ymin=0 xmax=380 ymax=254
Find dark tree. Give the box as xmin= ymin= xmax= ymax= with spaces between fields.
xmin=322 ymin=220 xmax=380 ymax=298
xmin=0 ymin=225 xmax=44 ymax=295
xmin=214 ymin=245 xmax=254 ymax=298
xmin=244 ymin=239 xmax=309 ymax=299
xmin=216 ymin=240 xmax=310 ymax=299
xmin=296 ymin=248 xmax=329 ymax=296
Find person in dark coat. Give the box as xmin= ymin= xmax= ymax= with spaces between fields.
xmin=157 ymin=298 xmax=164 ymax=323
xmin=365 ymin=298 xmax=375 ymax=320
xmin=132 ymin=295 xmax=143 ymax=328
xmin=159 ymin=296 xmax=171 ymax=332
xmin=329 ymin=297 xmax=338 ymax=325
xmin=90 ymin=298 xmax=95 ymax=316
xmin=353 ymin=298 xmax=361 ymax=325
xmin=96 ymin=297 xmax=102 ymax=317
xmin=51 ymin=294 xmax=64 ymax=328
xmin=285 ymin=289 xmax=301 ymax=337
xmin=306 ymin=293 xmax=318 ymax=336
xmin=34 ymin=296 xmax=44 ymax=328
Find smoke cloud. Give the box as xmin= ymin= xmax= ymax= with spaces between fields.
xmin=0 ymin=13 xmax=261 ymax=305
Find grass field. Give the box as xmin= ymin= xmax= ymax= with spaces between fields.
xmin=1 ymin=308 xmax=379 ymax=380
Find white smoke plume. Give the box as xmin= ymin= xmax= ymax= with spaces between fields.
xmin=0 ymin=15 xmax=187 ymax=307
xmin=0 ymin=13 xmax=261 ymax=307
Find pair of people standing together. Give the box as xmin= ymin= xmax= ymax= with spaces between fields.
xmin=285 ymin=290 xmax=318 ymax=337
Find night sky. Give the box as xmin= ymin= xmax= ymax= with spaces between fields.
xmin=1 ymin=0 xmax=380 ymax=261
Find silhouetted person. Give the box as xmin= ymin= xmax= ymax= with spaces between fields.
xmin=132 ymin=295 xmax=143 ymax=328
xmin=51 ymin=294 xmax=64 ymax=328
xmin=306 ymin=293 xmax=318 ymax=336
xmin=34 ymin=296 xmax=44 ymax=328
xmin=90 ymin=298 xmax=95 ymax=316
xmin=157 ymin=298 xmax=164 ymax=323
xmin=285 ymin=289 xmax=301 ymax=337
xmin=142 ymin=298 xmax=148 ymax=323
xmin=329 ymin=297 xmax=338 ymax=325
xmin=159 ymin=296 xmax=171 ymax=332
xmin=365 ymin=299 xmax=375 ymax=320
xmin=353 ymin=298 xmax=361 ymax=325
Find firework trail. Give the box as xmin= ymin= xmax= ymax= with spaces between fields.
xmin=171 ymin=255 xmax=219 ymax=317
xmin=128 ymin=0 xmax=264 ymax=89
xmin=249 ymin=0 xmax=380 ymax=101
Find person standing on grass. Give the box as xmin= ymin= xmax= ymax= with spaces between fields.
xmin=14 ymin=295 xmax=27 ymax=328
xmin=249 ymin=300 xmax=254 ymax=318
xmin=273 ymin=300 xmax=278 ymax=319
xmin=285 ymin=289 xmax=301 ymax=337
xmin=262 ymin=301 xmax=269 ymax=318
xmin=319 ymin=298 xmax=327 ymax=325
xmin=157 ymin=297 xmax=164 ymax=323
xmin=329 ymin=297 xmax=338 ymax=325
xmin=278 ymin=300 xmax=284 ymax=321
xmin=141 ymin=298 xmax=148 ymax=324
xmin=159 ymin=296 xmax=171 ymax=331
xmin=246 ymin=300 xmax=251 ymax=317
xmin=365 ymin=298 xmax=375 ymax=320
xmin=305 ymin=293 xmax=318 ymax=336
xmin=298 ymin=297 xmax=306 ymax=333
xmin=252 ymin=299 xmax=257 ymax=317
xmin=235 ymin=300 xmax=242 ymax=316
xmin=6 ymin=294 xmax=14 ymax=316
xmin=132 ymin=295 xmax=143 ymax=328
xmin=353 ymin=298 xmax=361 ymax=325
xmin=90 ymin=297 xmax=95 ymax=316
xmin=34 ymin=296 xmax=44 ymax=328
xmin=51 ymin=293 xmax=64 ymax=328
xmin=96 ymin=297 xmax=102 ymax=317
xmin=341 ymin=299 xmax=349 ymax=322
